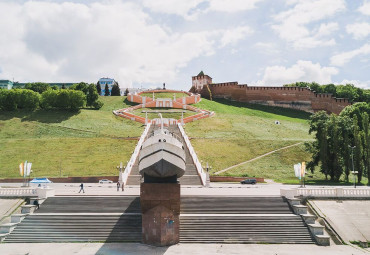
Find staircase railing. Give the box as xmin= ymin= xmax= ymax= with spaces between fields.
xmin=177 ymin=123 xmax=206 ymax=186
xmin=122 ymin=122 xmax=152 ymax=185
xmin=281 ymin=187 xmax=370 ymax=198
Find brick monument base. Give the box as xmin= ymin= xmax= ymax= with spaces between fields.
xmin=140 ymin=183 xmax=180 ymax=246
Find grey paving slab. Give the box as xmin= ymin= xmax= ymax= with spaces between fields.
xmin=0 ymin=199 xmax=22 ymax=222
xmin=311 ymin=200 xmax=370 ymax=243
xmin=0 ymin=243 xmax=368 ymax=255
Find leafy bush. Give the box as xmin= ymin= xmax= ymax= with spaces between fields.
xmin=41 ymin=89 xmax=86 ymax=111
xmin=0 ymin=89 xmax=40 ymax=111
xmin=25 ymin=82 xmax=50 ymax=94
xmin=92 ymin=100 xmax=104 ymax=109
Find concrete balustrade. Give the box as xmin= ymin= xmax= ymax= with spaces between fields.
xmin=315 ymin=235 xmax=330 ymax=246
xmin=281 ymin=187 xmax=370 ymax=198
xmin=0 ymin=233 xmax=8 ymax=242
xmin=0 ymin=223 xmax=18 ymax=234
xmin=292 ymin=205 xmax=307 ymax=215
xmin=21 ymin=205 xmax=37 ymax=214
xmin=301 ymin=214 xmax=316 ymax=224
xmin=308 ymin=223 xmax=324 ymax=235
xmin=10 ymin=214 xmax=28 ymax=223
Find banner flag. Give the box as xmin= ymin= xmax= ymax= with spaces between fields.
xmin=25 ymin=163 xmax=32 ymax=177
xmin=294 ymin=163 xmax=301 ymax=178
xmin=19 ymin=163 xmax=24 ymax=177
xmin=301 ymin=162 xmax=306 ymax=178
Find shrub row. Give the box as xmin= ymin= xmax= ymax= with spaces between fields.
xmin=0 ymin=89 xmax=91 ymax=111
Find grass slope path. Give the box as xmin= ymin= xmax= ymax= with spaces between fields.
xmin=214 ymin=142 xmax=303 ymax=175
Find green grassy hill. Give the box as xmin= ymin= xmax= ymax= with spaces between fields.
xmin=0 ymin=96 xmax=347 ymax=183
xmin=0 ymin=96 xmax=143 ymax=178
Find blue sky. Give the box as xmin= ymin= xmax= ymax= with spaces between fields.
xmin=0 ymin=0 xmax=369 ymax=90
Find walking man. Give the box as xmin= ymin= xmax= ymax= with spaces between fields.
xmin=117 ymin=181 xmax=120 ymax=192
xmin=121 ymin=182 xmax=124 ymax=192
xmin=79 ymin=183 xmax=85 ymax=193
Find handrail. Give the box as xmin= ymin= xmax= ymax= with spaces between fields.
xmin=177 ymin=123 xmax=206 ymax=186
xmin=0 ymin=188 xmax=37 ymax=197
xmin=121 ymin=122 xmax=152 ymax=185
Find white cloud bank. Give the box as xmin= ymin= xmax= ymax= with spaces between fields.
xmin=0 ymin=1 xmax=252 ymax=87
xmin=346 ymin=22 xmax=370 ymax=39
xmin=253 ymin=60 xmax=338 ymax=86
xmin=330 ymin=43 xmax=370 ymax=66
xmin=359 ymin=1 xmax=370 ymax=15
xmin=272 ymin=0 xmax=344 ymax=49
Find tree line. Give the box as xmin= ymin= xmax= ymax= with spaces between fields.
xmin=284 ymin=82 xmax=370 ymax=103
xmin=96 ymin=81 xmax=121 ymax=96
xmin=0 ymin=82 xmax=103 ymax=111
xmin=306 ymin=102 xmax=370 ymax=184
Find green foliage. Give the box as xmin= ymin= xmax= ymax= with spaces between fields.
xmin=104 ymin=84 xmax=110 ymax=96
xmin=284 ymin=82 xmax=369 ymax=103
xmin=86 ymin=84 xmax=100 ymax=107
xmin=51 ymin=85 xmax=59 ymax=90
xmin=24 ymin=82 xmax=50 ymax=94
xmin=124 ymin=88 xmax=129 ymax=96
xmin=70 ymin=82 xmax=89 ymax=94
xmin=111 ymin=83 xmax=121 ymax=96
xmin=92 ymin=100 xmax=104 ymax=109
xmin=41 ymin=89 xmax=86 ymax=111
xmin=96 ymin=83 xmax=102 ymax=95
xmin=0 ymin=89 xmax=40 ymax=111
xmin=308 ymin=109 xmax=370 ymax=183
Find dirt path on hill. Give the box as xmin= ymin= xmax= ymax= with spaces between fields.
xmin=214 ymin=142 xmax=303 ymax=175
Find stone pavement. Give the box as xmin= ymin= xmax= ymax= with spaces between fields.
xmin=311 ymin=200 xmax=370 ymax=243
xmin=0 ymin=199 xmax=22 ymax=223
xmin=0 ymin=243 xmax=368 ymax=255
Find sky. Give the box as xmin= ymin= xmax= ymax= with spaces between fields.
xmin=0 ymin=0 xmax=369 ymax=90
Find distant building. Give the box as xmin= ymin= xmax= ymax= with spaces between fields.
xmin=0 ymin=80 xmax=13 ymax=90
xmin=98 ymin=77 xmax=117 ymax=96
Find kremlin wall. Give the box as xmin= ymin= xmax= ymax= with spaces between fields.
xmin=191 ymin=72 xmax=350 ymax=115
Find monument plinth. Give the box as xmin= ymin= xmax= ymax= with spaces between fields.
xmin=140 ymin=183 xmax=180 ymax=246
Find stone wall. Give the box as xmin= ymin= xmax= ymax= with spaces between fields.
xmin=207 ymin=83 xmax=350 ymax=114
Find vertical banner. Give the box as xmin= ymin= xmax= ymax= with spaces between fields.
xmin=19 ymin=162 xmax=24 ymax=177
xmin=301 ymin=162 xmax=306 ymax=178
xmin=294 ymin=163 xmax=301 ymax=179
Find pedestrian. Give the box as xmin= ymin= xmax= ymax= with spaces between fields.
xmin=78 ymin=183 xmax=85 ymax=193
xmin=117 ymin=181 xmax=120 ymax=191
xmin=33 ymin=199 xmax=40 ymax=210
xmin=121 ymin=182 xmax=124 ymax=192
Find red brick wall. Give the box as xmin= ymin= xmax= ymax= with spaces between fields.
xmin=209 ymin=84 xmax=350 ymax=114
xmin=210 ymin=176 xmax=264 ymax=183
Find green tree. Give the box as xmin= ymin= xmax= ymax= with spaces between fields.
xmin=104 ymin=84 xmax=110 ymax=96
xmin=71 ymin=82 xmax=89 ymax=95
xmin=362 ymin=113 xmax=370 ymax=185
xmin=338 ymin=115 xmax=353 ymax=182
xmin=25 ymin=82 xmax=50 ymax=94
xmin=86 ymin=84 xmax=99 ymax=107
xmin=96 ymin=82 xmax=102 ymax=95
xmin=111 ymin=83 xmax=121 ymax=96
xmin=353 ymin=115 xmax=364 ymax=183
xmin=124 ymin=88 xmax=129 ymax=96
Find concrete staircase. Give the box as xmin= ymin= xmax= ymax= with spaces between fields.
xmin=126 ymin=124 xmax=202 ymax=185
xmin=3 ymin=196 xmax=315 ymax=244
xmin=180 ymin=196 xmax=315 ymax=244
xmin=3 ymin=197 xmax=142 ymax=243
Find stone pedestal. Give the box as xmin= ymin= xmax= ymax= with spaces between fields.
xmin=140 ymin=183 xmax=180 ymax=246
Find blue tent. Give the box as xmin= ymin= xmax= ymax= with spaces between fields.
xmin=30 ymin=178 xmax=53 ymax=183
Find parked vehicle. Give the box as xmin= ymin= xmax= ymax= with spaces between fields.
xmin=99 ymin=179 xmax=113 ymax=184
xmin=240 ymin=178 xmax=257 ymax=185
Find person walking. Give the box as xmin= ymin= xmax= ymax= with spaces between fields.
xmin=117 ymin=181 xmax=120 ymax=192
xmin=78 ymin=183 xmax=85 ymax=193
xmin=121 ymin=182 xmax=124 ymax=192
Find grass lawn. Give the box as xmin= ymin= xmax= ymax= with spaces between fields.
xmin=0 ymin=96 xmax=143 ymax=178
xmin=140 ymin=92 xmax=188 ymax=99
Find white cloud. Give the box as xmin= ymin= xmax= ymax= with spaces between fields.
xmin=330 ymin=43 xmax=370 ymax=66
xmin=142 ymin=0 xmax=264 ymax=18
xmin=0 ymin=1 xmax=248 ymax=87
xmin=253 ymin=60 xmax=338 ymax=86
xmin=142 ymin=0 xmax=204 ymax=20
xmin=207 ymin=0 xmax=263 ymax=12
xmin=220 ymin=26 xmax=253 ymax=47
xmin=254 ymin=42 xmax=279 ymax=55
xmin=272 ymin=0 xmax=345 ymax=49
xmin=338 ymin=79 xmax=370 ymax=89
xmin=358 ymin=1 xmax=370 ymax=15
xmin=346 ymin=22 xmax=370 ymax=39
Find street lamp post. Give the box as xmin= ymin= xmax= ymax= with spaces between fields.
xmin=348 ymin=145 xmax=356 ymax=188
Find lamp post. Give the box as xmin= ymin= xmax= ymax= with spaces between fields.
xmin=348 ymin=145 xmax=356 ymax=188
